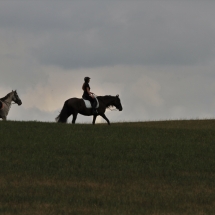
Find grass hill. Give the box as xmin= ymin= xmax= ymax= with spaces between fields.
xmin=0 ymin=120 xmax=215 ymax=215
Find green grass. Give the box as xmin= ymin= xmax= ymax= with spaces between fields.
xmin=0 ymin=120 xmax=215 ymax=215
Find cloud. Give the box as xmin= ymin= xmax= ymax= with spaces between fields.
xmin=2 ymin=63 xmax=215 ymax=122
xmin=29 ymin=1 xmax=215 ymax=69
xmin=131 ymin=75 xmax=164 ymax=107
xmin=1 ymin=1 xmax=215 ymax=72
xmin=1 ymin=1 xmax=215 ymax=122
xmin=8 ymin=106 xmax=57 ymax=122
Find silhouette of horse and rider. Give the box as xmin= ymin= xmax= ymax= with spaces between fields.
xmin=56 ymin=77 xmax=123 ymax=125
xmin=1 ymin=77 xmax=123 ymax=124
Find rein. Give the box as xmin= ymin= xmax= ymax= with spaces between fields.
xmin=92 ymin=94 xmax=120 ymax=111
xmin=99 ymin=95 xmax=119 ymax=111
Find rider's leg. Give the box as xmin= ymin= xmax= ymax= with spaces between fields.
xmin=88 ymin=97 xmax=97 ymax=114
xmin=92 ymin=99 xmax=97 ymax=114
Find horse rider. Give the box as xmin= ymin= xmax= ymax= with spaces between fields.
xmin=82 ymin=77 xmax=98 ymax=114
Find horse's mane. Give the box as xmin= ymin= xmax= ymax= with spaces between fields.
xmin=97 ymin=95 xmax=115 ymax=108
xmin=97 ymin=95 xmax=114 ymax=99
xmin=97 ymin=95 xmax=112 ymax=98
xmin=0 ymin=93 xmax=10 ymax=101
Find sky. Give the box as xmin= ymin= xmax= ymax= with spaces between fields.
xmin=1 ymin=1 xmax=215 ymax=123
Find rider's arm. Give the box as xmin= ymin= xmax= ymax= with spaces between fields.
xmin=86 ymin=87 xmax=94 ymax=97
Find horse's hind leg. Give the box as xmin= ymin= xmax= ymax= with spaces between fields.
xmin=72 ymin=112 xmax=78 ymax=124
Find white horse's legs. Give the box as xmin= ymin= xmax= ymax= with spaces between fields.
xmin=2 ymin=116 xmax=6 ymax=120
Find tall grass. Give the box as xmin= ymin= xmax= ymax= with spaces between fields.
xmin=0 ymin=120 xmax=215 ymax=215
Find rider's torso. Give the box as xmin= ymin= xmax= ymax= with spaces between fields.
xmin=82 ymin=83 xmax=90 ymax=98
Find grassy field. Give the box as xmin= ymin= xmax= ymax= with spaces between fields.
xmin=0 ymin=120 xmax=215 ymax=215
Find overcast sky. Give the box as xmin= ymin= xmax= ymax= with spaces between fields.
xmin=1 ymin=1 xmax=215 ymax=123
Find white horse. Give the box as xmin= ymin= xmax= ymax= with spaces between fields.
xmin=0 ymin=90 xmax=22 ymax=120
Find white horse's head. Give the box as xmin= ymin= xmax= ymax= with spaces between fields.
xmin=11 ymin=90 xmax=22 ymax=106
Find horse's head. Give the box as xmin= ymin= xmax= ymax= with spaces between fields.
xmin=113 ymin=95 xmax=123 ymax=111
xmin=12 ymin=90 xmax=22 ymax=106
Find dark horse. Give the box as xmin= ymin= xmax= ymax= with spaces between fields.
xmin=56 ymin=95 xmax=123 ymax=125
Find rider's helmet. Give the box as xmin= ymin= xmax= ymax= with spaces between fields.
xmin=84 ymin=77 xmax=90 ymax=82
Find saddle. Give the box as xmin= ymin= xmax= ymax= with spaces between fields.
xmin=83 ymin=97 xmax=99 ymax=109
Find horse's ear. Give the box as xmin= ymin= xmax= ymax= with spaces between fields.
xmin=116 ymin=94 xmax=119 ymax=97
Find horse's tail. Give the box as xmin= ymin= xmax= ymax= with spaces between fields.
xmin=55 ymin=100 xmax=70 ymax=123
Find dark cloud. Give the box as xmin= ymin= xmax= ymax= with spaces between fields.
xmin=1 ymin=1 xmax=215 ymax=69
xmin=0 ymin=1 xmax=111 ymax=32
xmin=30 ymin=1 xmax=215 ymax=69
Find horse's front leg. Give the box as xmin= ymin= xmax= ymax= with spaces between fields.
xmin=100 ymin=113 xmax=110 ymax=125
xmin=92 ymin=115 xmax=97 ymax=125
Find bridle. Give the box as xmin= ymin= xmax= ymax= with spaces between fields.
xmin=107 ymin=106 xmax=118 ymax=111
